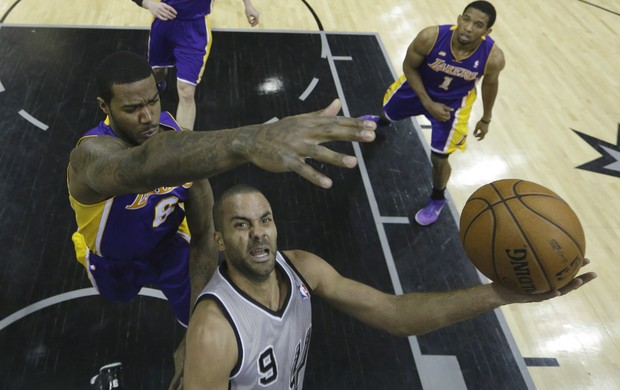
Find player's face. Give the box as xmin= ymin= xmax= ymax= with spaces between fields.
xmin=99 ymin=75 xmax=162 ymax=146
xmin=218 ymin=192 xmax=278 ymax=283
xmin=455 ymin=8 xmax=492 ymax=46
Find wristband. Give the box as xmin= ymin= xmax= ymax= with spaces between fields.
xmin=480 ymin=118 xmax=491 ymax=124
xmin=132 ymin=0 xmax=144 ymax=6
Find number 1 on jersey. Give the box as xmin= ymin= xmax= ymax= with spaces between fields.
xmin=439 ymin=76 xmax=454 ymax=91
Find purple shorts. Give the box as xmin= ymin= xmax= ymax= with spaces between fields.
xmin=148 ymin=17 xmax=212 ymax=85
xmin=87 ymin=234 xmax=191 ymax=326
xmin=383 ymin=77 xmax=475 ymax=154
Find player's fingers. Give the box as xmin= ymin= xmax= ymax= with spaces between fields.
xmin=159 ymin=8 xmax=176 ymax=20
xmin=558 ymin=272 xmax=597 ymax=295
xmin=576 ymin=271 xmax=597 ymax=285
xmin=329 ymin=115 xmax=377 ymax=139
xmin=320 ymin=99 xmax=342 ymax=117
xmin=289 ymin=159 xmax=334 ymax=189
xmin=282 ymin=115 xmax=376 ymax=144
xmin=305 ymin=144 xmax=358 ymax=169
xmin=163 ymin=4 xmax=177 ymax=14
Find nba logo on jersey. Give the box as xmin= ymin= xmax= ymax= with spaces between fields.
xmin=439 ymin=51 xmax=446 ymax=57
xmin=474 ymin=60 xmax=480 ymax=68
xmin=298 ymin=284 xmax=310 ymax=300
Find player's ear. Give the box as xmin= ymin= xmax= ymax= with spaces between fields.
xmin=214 ymin=231 xmax=225 ymax=250
xmin=97 ymin=97 xmax=110 ymax=115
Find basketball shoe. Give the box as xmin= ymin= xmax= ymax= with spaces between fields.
xmin=414 ymin=198 xmax=447 ymax=226
xmin=90 ymin=362 xmax=124 ymax=390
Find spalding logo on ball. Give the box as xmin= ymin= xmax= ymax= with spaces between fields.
xmin=459 ymin=179 xmax=585 ymax=294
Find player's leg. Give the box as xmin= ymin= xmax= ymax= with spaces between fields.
xmin=414 ymin=151 xmax=451 ymax=226
xmin=155 ymin=234 xmax=192 ymax=326
xmin=71 ymin=232 xmax=146 ymax=301
xmin=173 ymin=16 xmax=212 ymax=130
xmin=175 ymin=81 xmax=197 ymax=130
xmin=154 ymin=234 xmax=192 ymax=390
xmin=415 ymin=95 xmax=473 ymax=225
xmin=359 ymin=75 xmax=424 ymax=126
xmin=154 ymin=68 xmax=169 ymax=93
xmin=148 ymin=19 xmax=175 ymax=94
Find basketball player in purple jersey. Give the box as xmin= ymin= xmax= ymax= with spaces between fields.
xmin=361 ymin=1 xmax=505 ymax=226
xmin=132 ymin=0 xmax=260 ymax=130
xmin=69 ymin=51 xmax=376 ymax=389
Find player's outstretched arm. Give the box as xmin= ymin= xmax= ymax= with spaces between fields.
xmin=287 ymin=250 xmax=596 ymax=337
xmin=69 ymin=99 xmax=377 ymax=200
xmin=237 ymin=99 xmax=376 ymax=188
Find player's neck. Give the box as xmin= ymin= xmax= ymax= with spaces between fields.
xmin=451 ymin=37 xmax=481 ymax=60
xmin=235 ymin=269 xmax=286 ymax=311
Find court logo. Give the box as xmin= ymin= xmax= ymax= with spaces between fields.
xmin=572 ymin=124 xmax=620 ymax=178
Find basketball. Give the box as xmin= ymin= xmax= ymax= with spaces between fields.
xmin=459 ymin=179 xmax=586 ymax=294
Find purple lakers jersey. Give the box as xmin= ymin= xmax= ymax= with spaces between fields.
xmin=69 ymin=112 xmax=192 ymax=260
xmin=421 ymin=25 xmax=495 ymax=101
xmin=163 ymin=0 xmax=215 ymax=20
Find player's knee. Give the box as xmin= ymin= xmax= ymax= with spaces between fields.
xmin=177 ymin=82 xmax=196 ymax=101
xmin=431 ymin=151 xmax=450 ymax=160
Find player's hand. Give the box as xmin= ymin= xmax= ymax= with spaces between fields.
xmin=473 ymin=120 xmax=490 ymax=140
xmin=237 ymin=99 xmax=377 ymax=189
xmin=245 ymin=4 xmax=260 ymax=27
xmin=493 ymin=258 xmax=597 ymax=304
xmin=426 ymin=101 xmax=454 ymax=122
xmin=144 ymin=0 xmax=177 ymax=20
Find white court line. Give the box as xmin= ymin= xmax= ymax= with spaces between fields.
xmin=320 ymin=30 xmax=534 ymax=390
xmin=0 ymin=81 xmax=5 ymax=93
xmin=0 ymin=287 xmax=165 ymax=332
xmin=380 ymin=216 xmax=410 ymax=224
xmin=19 ymin=109 xmax=49 ymax=131
xmin=299 ymin=77 xmax=319 ymax=101
xmin=371 ymin=34 xmax=536 ymax=390
xmin=319 ymin=31 xmax=468 ymax=390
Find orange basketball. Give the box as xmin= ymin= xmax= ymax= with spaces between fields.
xmin=459 ymin=179 xmax=586 ymax=294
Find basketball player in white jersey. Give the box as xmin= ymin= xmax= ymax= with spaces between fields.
xmin=183 ymin=184 xmax=596 ymax=389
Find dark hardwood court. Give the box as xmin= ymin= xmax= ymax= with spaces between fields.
xmin=0 ymin=26 xmax=536 ymax=389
